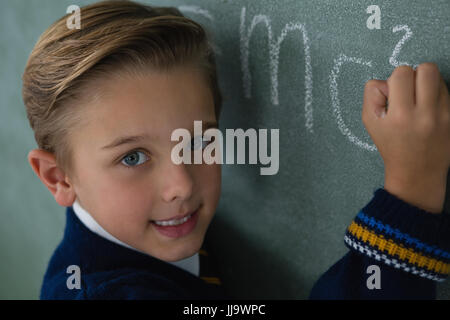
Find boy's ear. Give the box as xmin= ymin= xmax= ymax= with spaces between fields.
xmin=27 ymin=149 xmax=76 ymax=207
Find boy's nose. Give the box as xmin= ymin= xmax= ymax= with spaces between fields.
xmin=160 ymin=161 xmax=194 ymax=203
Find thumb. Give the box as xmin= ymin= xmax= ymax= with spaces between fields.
xmin=362 ymin=80 xmax=389 ymax=123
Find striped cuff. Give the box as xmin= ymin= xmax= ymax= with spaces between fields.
xmin=345 ymin=188 xmax=450 ymax=282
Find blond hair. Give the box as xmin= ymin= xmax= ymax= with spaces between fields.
xmin=22 ymin=0 xmax=222 ymax=176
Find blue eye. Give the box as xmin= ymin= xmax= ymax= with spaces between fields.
xmin=121 ymin=150 xmax=149 ymax=168
xmin=190 ymin=136 xmax=209 ymax=151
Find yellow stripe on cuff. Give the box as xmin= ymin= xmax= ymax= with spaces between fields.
xmin=348 ymin=221 xmax=450 ymax=275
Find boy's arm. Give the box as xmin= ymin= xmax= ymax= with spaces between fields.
xmin=310 ymin=188 xmax=450 ymax=299
xmin=310 ymin=64 xmax=450 ymax=299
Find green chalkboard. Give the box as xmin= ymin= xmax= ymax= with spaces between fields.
xmin=1 ymin=0 xmax=449 ymax=299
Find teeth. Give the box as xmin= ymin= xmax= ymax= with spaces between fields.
xmin=153 ymin=213 xmax=192 ymax=227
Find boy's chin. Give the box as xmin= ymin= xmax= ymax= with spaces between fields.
xmin=153 ymin=236 xmax=204 ymax=263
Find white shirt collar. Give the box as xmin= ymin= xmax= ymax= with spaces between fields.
xmin=71 ymin=199 xmax=199 ymax=277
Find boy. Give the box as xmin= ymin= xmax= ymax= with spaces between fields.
xmin=23 ymin=0 xmax=225 ymax=299
xmin=22 ymin=0 xmax=449 ymax=299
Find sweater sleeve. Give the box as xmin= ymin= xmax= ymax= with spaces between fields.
xmin=309 ymin=188 xmax=450 ymax=300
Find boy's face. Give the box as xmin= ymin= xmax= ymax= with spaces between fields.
xmin=68 ymin=66 xmax=221 ymax=262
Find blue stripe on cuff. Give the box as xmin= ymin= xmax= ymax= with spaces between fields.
xmin=355 ymin=211 xmax=450 ymax=260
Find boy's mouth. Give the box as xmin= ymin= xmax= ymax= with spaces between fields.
xmin=150 ymin=206 xmax=200 ymax=238
xmin=152 ymin=211 xmax=195 ymax=226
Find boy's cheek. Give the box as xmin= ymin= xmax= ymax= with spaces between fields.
xmin=205 ymin=163 xmax=221 ymax=194
xmin=196 ymin=164 xmax=221 ymax=213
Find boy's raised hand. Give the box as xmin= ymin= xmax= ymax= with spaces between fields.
xmin=362 ymin=63 xmax=450 ymax=213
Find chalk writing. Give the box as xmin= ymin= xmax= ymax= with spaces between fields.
xmin=240 ymin=7 xmax=313 ymax=132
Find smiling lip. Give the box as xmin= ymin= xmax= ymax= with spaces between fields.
xmin=151 ymin=207 xmax=200 ymax=238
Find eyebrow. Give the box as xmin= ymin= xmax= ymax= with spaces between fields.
xmin=100 ymin=120 xmax=218 ymax=150
xmin=101 ymin=134 xmax=149 ymax=150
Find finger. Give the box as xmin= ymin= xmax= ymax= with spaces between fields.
xmin=416 ymin=63 xmax=441 ymax=109
xmin=387 ymin=65 xmax=415 ymax=110
xmin=362 ymin=80 xmax=389 ymax=124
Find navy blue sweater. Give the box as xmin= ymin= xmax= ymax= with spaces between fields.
xmin=41 ymin=188 xmax=450 ymax=299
